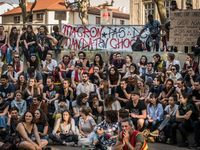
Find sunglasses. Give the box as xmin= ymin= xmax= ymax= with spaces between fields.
xmin=171 ymin=69 xmax=176 ymax=71
xmin=31 ymin=53 xmax=36 ymax=56
xmin=15 ymin=56 xmax=19 ymax=58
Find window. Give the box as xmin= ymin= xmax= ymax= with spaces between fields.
xmin=96 ymin=17 xmax=100 ymax=24
xmin=14 ymin=16 xmax=20 ymax=23
xmin=36 ymin=13 xmax=43 ymax=21
xmin=120 ymin=20 xmax=124 ymax=25
xmin=144 ymin=3 xmax=155 ymax=23
xmin=28 ymin=15 xmax=33 ymax=22
xmin=164 ymin=1 xmax=171 ymax=19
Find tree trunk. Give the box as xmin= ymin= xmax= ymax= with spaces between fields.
xmin=155 ymin=0 xmax=167 ymax=25
xmin=80 ymin=0 xmax=89 ymax=24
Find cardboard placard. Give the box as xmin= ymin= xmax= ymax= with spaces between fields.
xmin=55 ymin=11 xmax=66 ymax=20
xmin=169 ymin=10 xmax=200 ymax=46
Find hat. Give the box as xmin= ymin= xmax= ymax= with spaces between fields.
xmin=171 ymin=1 xmax=177 ymax=5
xmin=131 ymin=90 xmax=140 ymax=96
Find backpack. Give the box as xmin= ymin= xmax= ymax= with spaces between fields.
xmin=132 ymin=39 xmax=143 ymax=51
xmin=156 ymin=130 xmax=166 ymax=143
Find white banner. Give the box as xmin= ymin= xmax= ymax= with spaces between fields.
xmin=62 ymin=24 xmax=149 ymax=51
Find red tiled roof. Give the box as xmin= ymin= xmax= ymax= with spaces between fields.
xmin=2 ymin=0 xmax=129 ymax=19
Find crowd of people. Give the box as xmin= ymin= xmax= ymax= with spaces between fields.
xmin=0 ymin=1 xmax=199 ymax=149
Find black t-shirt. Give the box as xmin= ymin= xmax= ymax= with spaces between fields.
xmin=192 ymin=89 xmax=200 ymax=99
xmin=116 ymin=85 xmax=132 ymax=107
xmin=150 ymin=85 xmax=162 ymax=96
xmin=43 ymin=85 xmax=59 ymax=99
xmin=22 ymin=32 xmax=36 ymax=44
xmin=59 ymin=86 xmax=73 ymax=100
xmin=89 ymin=73 xmax=103 ymax=86
xmin=162 ymin=86 xmax=175 ymax=95
xmin=184 ymin=73 xmax=200 ymax=87
xmin=197 ymin=36 xmax=200 ymax=47
xmin=89 ymin=101 xmax=103 ymax=116
xmin=125 ymin=100 xmax=146 ymax=115
xmin=142 ymin=73 xmax=157 ymax=85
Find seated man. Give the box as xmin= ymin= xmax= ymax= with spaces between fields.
xmin=76 ymin=72 xmax=94 ymax=96
xmin=3 ymin=64 xmax=18 ymax=84
xmin=30 ymin=94 xmax=47 ymax=115
xmin=71 ymin=63 xmax=86 ymax=89
xmin=141 ymin=62 xmax=157 ymax=86
xmin=184 ymin=66 xmax=200 ymax=88
xmin=51 ymin=25 xmax=69 ymax=54
xmin=112 ymin=53 xmax=126 ymax=74
xmin=58 ymin=54 xmax=75 ymax=78
xmin=48 ymin=66 xmax=64 ymax=87
xmin=192 ymin=78 xmax=200 ymax=109
xmin=182 ymin=53 xmax=198 ymax=74
xmin=89 ymin=65 xmax=103 ymax=87
xmin=114 ymin=118 xmax=148 ymax=150
xmin=24 ymin=67 xmax=43 ymax=86
xmin=75 ymin=51 xmax=89 ymax=71
xmin=125 ymin=91 xmax=147 ymax=131
xmin=175 ymin=78 xmax=193 ymax=96
xmin=0 ymin=75 xmax=15 ymax=101
xmin=42 ymin=53 xmax=57 ymax=85
xmin=115 ymin=79 xmax=131 ymax=108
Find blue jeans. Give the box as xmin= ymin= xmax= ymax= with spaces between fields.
xmin=145 ymin=119 xmax=160 ymax=132
xmin=7 ymin=46 xmax=19 ymax=64
xmin=0 ymin=115 xmax=8 ymax=128
xmin=23 ymin=45 xmax=36 ymax=60
xmin=40 ymin=135 xmax=48 ymax=140
xmin=27 ymin=97 xmax=33 ymax=109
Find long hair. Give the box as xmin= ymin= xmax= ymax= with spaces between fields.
xmin=109 ymin=53 xmax=115 ymax=65
xmin=21 ymin=110 xmax=35 ymax=124
xmin=81 ymin=106 xmax=92 ymax=116
xmin=108 ymin=67 xmax=119 ymax=81
xmin=94 ymin=53 xmax=104 ymax=69
xmin=130 ymin=63 xmax=139 ymax=75
xmin=104 ymin=94 xmax=116 ymax=110
xmin=25 ymin=78 xmax=40 ymax=95
xmin=61 ymin=110 xmax=72 ymax=124
xmin=105 ymin=110 xmax=118 ymax=124
xmin=139 ymin=55 xmax=147 ymax=66
xmin=136 ymin=78 xmax=145 ymax=90
xmin=9 ymin=27 xmax=18 ymax=44
xmin=100 ymin=80 xmax=109 ymax=96
xmin=88 ymin=92 xmax=98 ymax=102
xmin=28 ymin=54 xmax=39 ymax=70
xmin=149 ymin=93 xmax=159 ymax=107
xmin=76 ymin=93 xmax=87 ymax=106
xmin=12 ymin=52 xmax=20 ymax=68
xmin=40 ymin=25 xmax=48 ymax=34
xmin=15 ymin=74 xmax=27 ymax=91
xmin=25 ymin=25 xmax=35 ymax=40
xmin=35 ymin=109 xmax=47 ymax=125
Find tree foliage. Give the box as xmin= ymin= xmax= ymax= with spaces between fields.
xmin=65 ymin=0 xmax=114 ymax=24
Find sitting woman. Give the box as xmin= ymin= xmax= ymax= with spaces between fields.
xmin=36 ymin=25 xmax=57 ymax=63
xmin=72 ymin=93 xmax=89 ymax=126
xmin=15 ymin=74 xmax=27 ymax=93
xmin=15 ymin=110 xmax=48 ymax=150
xmin=0 ymin=93 xmax=10 ymax=130
xmin=169 ymin=64 xmax=182 ymax=85
xmin=24 ymin=78 xmax=40 ymax=107
xmin=89 ymin=53 xmax=106 ymax=74
xmin=22 ymin=25 xmax=37 ymax=61
xmin=53 ymin=95 xmax=70 ymax=127
xmin=27 ymin=53 xmax=40 ymax=70
xmin=138 ymin=55 xmax=148 ymax=76
xmin=157 ymin=67 xmax=168 ymax=85
xmin=78 ymin=106 xmax=97 ymax=147
xmin=11 ymin=52 xmax=24 ymax=74
xmin=170 ymin=93 xmax=198 ymax=147
xmin=108 ymin=67 xmax=121 ymax=96
xmin=6 ymin=27 xmax=20 ymax=64
xmin=96 ymin=80 xmax=109 ymax=101
xmin=108 ymin=53 xmax=116 ymax=68
xmin=49 ymin=110 xmax=78 ymax=146
xmin=104 ymin=94 xmax=121 ymax=111
xmin=89 ymin=92 xmax=103 ymax=124
xmin=11 ymin=90 xmax=27 ymax=117
xmin=145 ymin=93 xmax=163 ymax=132
xmin=124 ymin=55 xmax=133 ymax=72
xmin=93 ymin=110 xmax=119 ymax=149
xmin=0 ymin=26 xmax=7 ymax=62
xmin=136 ymin=78 xmax=149 ymax=102
xmin=35 ymin=109 xmax=48 ymax=140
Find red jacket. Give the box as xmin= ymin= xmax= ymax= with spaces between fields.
xmin=183 ymin=61 xmax=199 ymax=73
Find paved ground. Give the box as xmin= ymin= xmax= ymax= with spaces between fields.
xmin=49 ymin=143 xmax=190 ymax=150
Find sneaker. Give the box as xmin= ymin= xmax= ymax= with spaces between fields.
xmin=178 ymin=142 xmax=189 ymax=147
xmin=150 ymin=130 xmax=159 ymax=137
xmin=188 ymin=142 xmax=200 ymax=149
xmin=169 ymin=140 xmax=177 ymax=145
xmin=66 ymin=142 xmax=75 ymax=146
xmin=166 ymin=138 xmax=170 ymax=144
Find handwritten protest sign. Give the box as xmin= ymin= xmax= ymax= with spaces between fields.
xmin=62 ymin=25 xmax=149 ymax=51
xmin=169 ymin=10 xmax=200 ymax=46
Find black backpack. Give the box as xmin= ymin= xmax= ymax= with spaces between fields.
xmin=132 ymin=39 xmax=143 ymax=51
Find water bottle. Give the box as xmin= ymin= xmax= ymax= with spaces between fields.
xmin=0 ymin=49 xmax=2 ymax=58
xmin=82 ymin=146 xmax=85 ymax=150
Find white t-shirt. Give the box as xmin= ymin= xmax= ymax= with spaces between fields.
xmin=104 ymin=101 xmax=121 ymax=111
xmin=43 ymin=59 xmax=57 ymax=72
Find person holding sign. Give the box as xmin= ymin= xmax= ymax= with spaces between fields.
xmin=137 ymin=14 xmax=161 ymax=52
